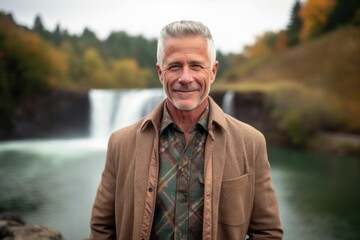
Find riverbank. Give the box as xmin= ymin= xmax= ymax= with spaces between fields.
xmin=310 ymin=132 xmax=360 ymax=155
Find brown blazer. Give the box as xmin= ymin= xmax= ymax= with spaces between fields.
xmin=90 ymin=97 xmax=283 ymax=239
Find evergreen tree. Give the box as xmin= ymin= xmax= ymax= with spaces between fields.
xmin=33 ymin=15 xmax=47 ymax=40
xmin=53 ymin=24 xmax=62 ymax=47
xmin=287 ymin=0 xmax=303 ymax=46
xmin=33 ymin=15 xmax=52 ymax=41
xmin=103 ymin=31 xmax=133 ymax=59
xmin=80 ymin=27 xmax=100 ymax=47
xmin=325 ymin=0 xmax=360 ymax=31
xmin=33 ymin=15 xmax=45 ymax=33
xmin=216 ymin=50 xmax=230 ymax=79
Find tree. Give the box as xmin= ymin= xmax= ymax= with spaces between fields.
xmin=0 ymin=12 xmax=68 ymax=109
xmin=287 ymin=0 xmax=303 ymax=46
xmin=53 ymin=24 xmax=62 ymax=47
xmin=32 ymin=15 xmax=52 ymax=41
xmin=275 ymin=30 xmax=289 ymax=52
xmin=325 ymin=0 xmax=360 ymax=31
xmin=33 ymin=15 xmax=45 ymax=34
xmin=215 ymin=50 xmax=230 ymax=80
xmin=82 ymin=48 xmax=112 ymax=88
xmin=111 ymin=59 xmax=148 ymax=88
xmin=299 ymin=0 xmax=336 ymax=41
xmin=80 ymin=27 xmax=100 ymax=47
xmin=244 ymin=32 xmax=278 ymax=59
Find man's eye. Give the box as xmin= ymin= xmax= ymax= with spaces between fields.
xmin=169 ymin=65 xmax=181 ymax=71
xmin=191 ymin=64 xmax=202 ymax=70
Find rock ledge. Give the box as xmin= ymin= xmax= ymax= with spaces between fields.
xmin=0 ymin=212 xmax=64 ymax=240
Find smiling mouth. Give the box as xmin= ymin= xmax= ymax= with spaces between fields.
xmin=173 ymin=88 xmax=198 ymax=92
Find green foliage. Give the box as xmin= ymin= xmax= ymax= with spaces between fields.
xmin=80 ymin=28 xmax=100 ymax=48
xmin=81 ymin=48 xmax=112 ymax=88
xmin=287 ymin=0 xmax=303 ymax=46
xmin=111 ymin=59 xmax=149 ymax=88
xmin=268 ymin=83 xmax=345 ymax=146
xmin=1 ymin=10 xmax=233 ymax=101
xmin=353 ymin=9 xmax=360 ymax=25
xmin=216 ymin=50 xmax=230 ymax=78
xmin=298 ymin=0 xmax=360 ymax=41
xmin=31 ymin=18 xmax=164 ymax=88
xmin=101 ymin=31 xmax=159 ymax=86
xmin=32 ymin=15 xmax=53 ymax=43
xmin=0 ymin=12 xmax=67 ymax=110
xmin=325 ymin=0 xmax=360 ymax=30
xmin=221 ymin=31 xmax=284 ymax=82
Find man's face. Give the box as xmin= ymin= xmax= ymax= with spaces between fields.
xmin=157 ymin=36 xmax=218 ymax=111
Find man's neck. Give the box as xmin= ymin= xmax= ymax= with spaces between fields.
xmin=166 ymin=98 xmax=208 ymax=134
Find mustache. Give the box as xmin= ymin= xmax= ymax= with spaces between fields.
xmin=172 ymin=84 xmax=199 ymax=92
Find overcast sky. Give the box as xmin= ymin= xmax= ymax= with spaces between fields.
xmin=1 ymin=0 xmax=296 ymax=53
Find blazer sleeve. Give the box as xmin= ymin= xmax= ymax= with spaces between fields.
xmin=90 ymin=133 xmax=117 ymax=239
xmin=247 ymin=134 xmax=283 ymax=239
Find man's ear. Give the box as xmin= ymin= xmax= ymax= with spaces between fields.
xmin=210 ymin=60 xmax=219 ymax=84
xmin=156 ymin=64 xmax=163 ymax=83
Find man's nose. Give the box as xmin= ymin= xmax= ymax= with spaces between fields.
xmin=178 ymin=67 xmax=192 ymax=84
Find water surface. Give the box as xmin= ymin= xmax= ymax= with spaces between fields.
xmin=0 ymin=140 xmax=359 ymax=239
xmin=269 ymin=148 xmax=360 ymax=240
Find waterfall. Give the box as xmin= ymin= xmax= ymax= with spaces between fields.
xmin=222 ymin=91 xmax=235 ymax=116
xmin=90 ymin=89 xmax=165 ymax=139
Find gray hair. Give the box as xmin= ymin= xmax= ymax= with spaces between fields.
xmin=157 ymin=20 xmax=216 ymax=68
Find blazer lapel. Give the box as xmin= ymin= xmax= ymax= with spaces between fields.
xmin=211 ymin=128 xmax=227 ymax=238
xmin=133 ymin=126 xmax=156 ymax=237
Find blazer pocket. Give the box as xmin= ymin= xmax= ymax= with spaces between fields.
xmin=218 ymin=173 xmax=251 ymax=226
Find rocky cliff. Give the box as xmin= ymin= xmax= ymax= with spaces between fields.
xmin=0 ymin=90 xmax=90 ymax=141
xmin=210 ymin=91 xmax=283 ymax=144
xmin=0 ymin=89 xmax=283 ymax=143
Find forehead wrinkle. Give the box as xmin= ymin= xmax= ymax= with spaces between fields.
xmin=165 ymin=54 xmax=205 ymax=64
xmin=162 ymin=36 xmax=211 ymax=68
xmin=163 ymin=49 xmax=210 ymax=67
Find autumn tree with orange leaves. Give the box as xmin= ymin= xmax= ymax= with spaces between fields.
xmin=299 ymin=0 xmax=336 ymax=41
xmin=0 ymin=13 xmax=68 ymax=110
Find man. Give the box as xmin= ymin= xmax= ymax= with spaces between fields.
xmin=90 ymin=20 xmax=283 ymax=239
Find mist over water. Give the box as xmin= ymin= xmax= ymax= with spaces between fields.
xmin=0 ymin=89 xmax=359 ymax=239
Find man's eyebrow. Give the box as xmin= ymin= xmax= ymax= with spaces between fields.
xmin=165 ymin=61 xmax=182 ymax=67
xmin=189 ymin=60 xmax=204 ymax=65
xmin=165 ymin=59 xmax=205 ymax=66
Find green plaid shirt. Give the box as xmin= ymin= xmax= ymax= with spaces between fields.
xmin=150 ymin=103 xmax=209 ymax=240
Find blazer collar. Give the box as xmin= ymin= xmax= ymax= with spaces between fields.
xmin=139 ymin=96 xmax=228 ymax=134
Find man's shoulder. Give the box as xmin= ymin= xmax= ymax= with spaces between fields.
xmin=110 ymin=119 xmax=143 ymax=141
xmin=109 ymin=100 xmax=164 ymax=142
xmin=224 ymin=113 xmax=265 ymax=142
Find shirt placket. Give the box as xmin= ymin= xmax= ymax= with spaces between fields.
xmin=175 ymin=130 xmax=196 ymax=240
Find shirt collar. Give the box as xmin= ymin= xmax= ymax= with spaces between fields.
xmin=141 ymin=97 xmax=228 ymax=136
xmin=160 ymin=101 xmax=209 ymax=134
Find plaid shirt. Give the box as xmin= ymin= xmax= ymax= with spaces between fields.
xmin=150 ymin=103 xmax=209 ymax=240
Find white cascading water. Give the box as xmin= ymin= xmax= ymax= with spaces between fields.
xmin=222 ymin=91 xmax=235 ymax=116
xmin=90 ymin=89 xmax=236 ymax=139
xmin=90 ymin=89 xmax=165 ymax=139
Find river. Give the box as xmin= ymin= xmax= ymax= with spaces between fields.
xmin=0 ymin=89 xmax=359 ymax=239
